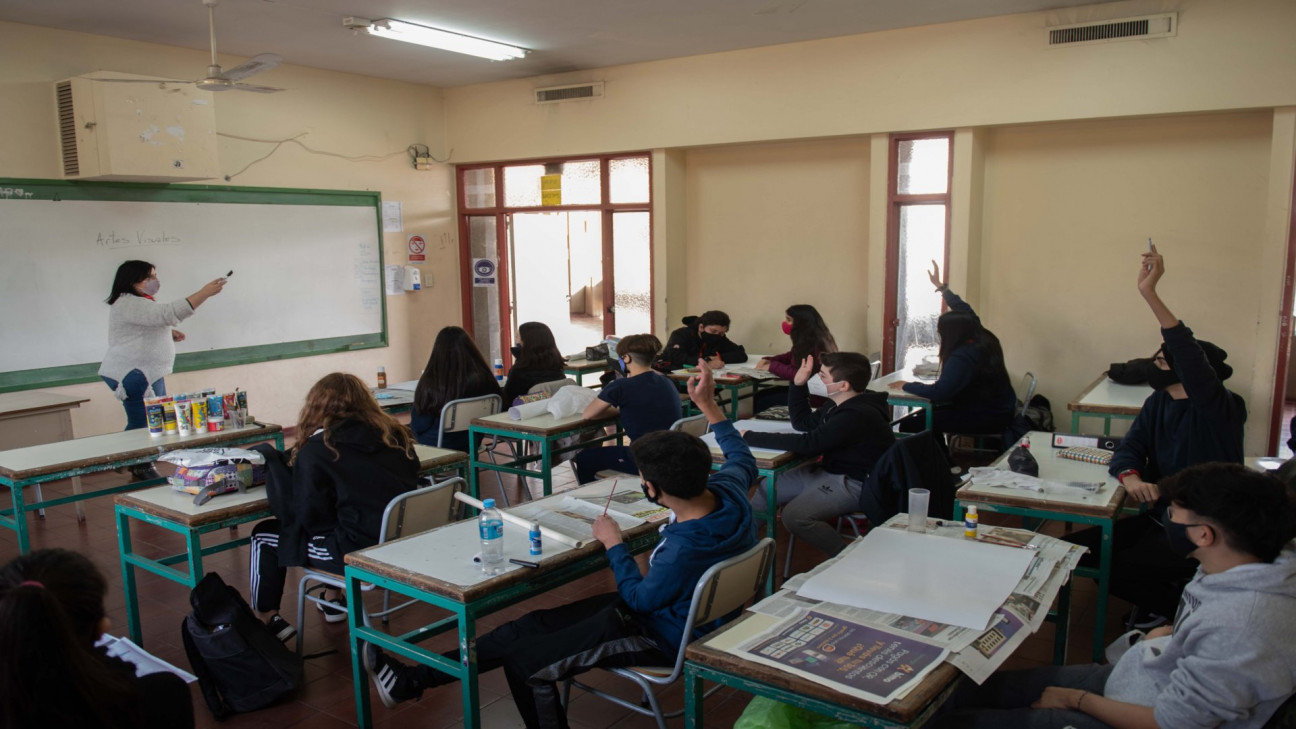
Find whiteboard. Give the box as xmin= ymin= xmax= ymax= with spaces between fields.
xmin=0 ymin=181 xmax=385 ymax=392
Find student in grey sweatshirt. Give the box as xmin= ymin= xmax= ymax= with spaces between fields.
xmin=930 ymin=462 xmax=1296 ymax=729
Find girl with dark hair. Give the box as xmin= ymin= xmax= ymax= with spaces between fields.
xmin=411 ymin=327 xmax=502 ymax=450
xmin=0 ymin=548 xmax=194 ymax=728
xmin=754 ymin=304 xmax=839 ymax=412
xmin=657 ymin=310 xmax=748 ymax=371
xmin=573 ymin=334 xmax=682 ymax=483
xmin=501 ymin=321 xmax=568 ymax=405
xmin=889 ymin=261 xmax=1016 ymax=436
xmin=98 ymin=260 xmax=225 ymax=478
xmin=248 ymin=372 xmax=419 ymax=642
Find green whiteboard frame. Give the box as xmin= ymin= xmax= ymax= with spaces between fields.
xmin=0 ymin=178 xmax=387 ymax=393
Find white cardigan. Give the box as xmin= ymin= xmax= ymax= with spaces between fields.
xmin=97 ymin=295 xmax=195 ymax=398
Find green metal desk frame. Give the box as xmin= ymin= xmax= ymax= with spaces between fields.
xmin=953 ymin=496 xmax=1113 ymax=663
xmin=563 ymin=360 xmax=611 ymax=386
xmin=345 ymin=530 xmax=660 ymax=729
xmin=1 ymin=429 xmax=285 ymax=555
xmin=683 ymin=661 xmax=961 ymax=729
xmin=678 ymin=376 xmax=773 ymax=421
xmin=467 ymin=420 xmax=623 ymax=501
xmin=1070 ymin=411 xmax=1137 ymax=436
xmin=114 ymin=455 xmax=464 ymax=646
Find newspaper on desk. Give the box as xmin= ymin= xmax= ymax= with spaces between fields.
xmin=966 ymin=467 xmax=1106 ymax=504
xmin=507 ymin=495 xmax=645 ymax=548
xmin=731 ymin=518 xmax=1086 ymax=700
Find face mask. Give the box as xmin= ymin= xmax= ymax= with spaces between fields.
xmin=1164 ymin=517 xmax=1202 ymax=558
xmin=1147 ymin=367 xmax=1181 ymax=391
xmin=618 ymin=357 xmax=630 ymax=374
xmin=700 ymin=332 xmax=723 ymax=344
xmin=807 ymin=373 xmax=830 ymax=398
xmin=510 ymin=344 xmax=523 ymax=360
xmin=781 ymin=321 xmax=793 ymax=336
xmin=139 ymin=278 xmax=160 ymax=296
xmin=641 ymin=484 xmax=660 ymax=505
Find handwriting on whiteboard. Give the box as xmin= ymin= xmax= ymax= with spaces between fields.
xmin=0 ymin=188 xmax=35 ymax=199
xmin=96 ymin=231 xmax=184 ymax=248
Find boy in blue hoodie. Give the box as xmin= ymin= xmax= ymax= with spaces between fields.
xmin=930 ymin=462 xmax=1296 ymax=729
xmin=365 ymin=361 xmax=758 ymax=728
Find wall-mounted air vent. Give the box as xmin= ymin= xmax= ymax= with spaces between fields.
xmin=1048 ymin=13 xmax=1176 ymax=47
xmin=534 ymin=82 xmax=604 ymax=105
xmin=56 ymin=81 xmax=79 ymax=177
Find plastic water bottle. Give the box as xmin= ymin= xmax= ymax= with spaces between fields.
xmin=493 ymin=358 xmax=505 ymax=383
xmin=479 ymin=499 xmax=505 ymax=574
xmin=1007 ymin=437 xmax=1040 ymax=477
xmin=376 ymin=365 xmax=387 ymax=389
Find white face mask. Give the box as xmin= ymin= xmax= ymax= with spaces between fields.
xmin=139 ymin=278 xmax=160 ymax=296
xmin=807 ymin=373 xmax=830 ymax=397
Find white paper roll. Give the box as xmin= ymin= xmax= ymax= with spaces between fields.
xmin=508 ymin=399 xmax=551 ymax=421
xmin=453 ymin=491 xmax=586 ymax=548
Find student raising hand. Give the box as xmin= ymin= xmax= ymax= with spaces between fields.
xmin=793 ymin=356 xmax=816 ymax=386
xmin=687 ymin=358 xmax=725 ymax=423
xmin=928 ymin=260 xmax=946 ymax=291
xmin=1138 ymin=243 xmax=1164 ymax=295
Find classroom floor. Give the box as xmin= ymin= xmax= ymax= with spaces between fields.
xmin=0 ymin=457 xmax=1134 ymax=729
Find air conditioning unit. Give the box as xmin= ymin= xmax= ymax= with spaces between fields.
xmin=55 ymin=73 xmax=220 ymax=181
xmin=534 ymin=82 xmax=604 ymax=105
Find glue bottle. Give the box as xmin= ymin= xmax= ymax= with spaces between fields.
xmin=964 ymin=504 xmax=979 ymax=539
xmin=377 ymin=365 xmax=387 ymax=389
xmin=493 ymin=359 xmax=505 ymax=383
xmin=529 ymin=522 xmax=542 ymax=557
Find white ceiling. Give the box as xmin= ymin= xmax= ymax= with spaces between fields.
xmin=1 ymin=0 xmax=1105 ymax=88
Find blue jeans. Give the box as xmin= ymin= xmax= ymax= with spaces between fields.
xmin=101 ymin=370 xmax=166 ymax=431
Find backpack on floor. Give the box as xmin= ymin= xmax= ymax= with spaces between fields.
xmin=180 ymin=572 xmax=303 ymax=719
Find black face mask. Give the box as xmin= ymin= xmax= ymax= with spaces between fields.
xmin=1164 ymin=518 xmax=1203 ymax=558
xmin=700 ymin=332 xmax=723 ymax=344
xmin=1147 ymin=367 xmax=1181 ymax=391
xmin=510 ymin=344 xmax=523 ymax=360
xmin=641 ymin=484 xmax=660 ymax=505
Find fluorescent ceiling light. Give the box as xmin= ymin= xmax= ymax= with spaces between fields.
xmin=344 ymin=18 xmax=527 ymax=61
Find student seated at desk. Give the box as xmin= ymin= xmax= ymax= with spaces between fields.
xmin=0 ymin=548 xmax=195 ymax=728
xmin=657 ymin=310 xmax=748 ymax=371
xmin=889 ymin=261 xmax=1016 ymax=437
xmin=753 ymin=304 xmax=839 ymax=412
xmin=248 ymin=373 xmax=419 ymax=642
xmin=572 ymin=334 xmax=682 ymax=484
xmin=1071 ymin=246 xmax=1246 ymax=628
xmin=744 ymin=352 xmax=894 ymax=557
xmin=410 ymin=326 xmax=502 ymax=451
xmin=502 ymin=321 xmax=568 ymax=405
xmin=930 ymin=463 xmax=1296 ymax=729
xmin=365 ymin=364 xmax=759 ymax=729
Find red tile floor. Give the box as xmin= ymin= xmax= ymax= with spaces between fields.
xmin=1 ymin=457 xmax=1134 ymax=728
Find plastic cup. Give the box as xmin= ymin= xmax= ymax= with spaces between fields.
xmin=908 ymin=488 xmax=930 ymax=533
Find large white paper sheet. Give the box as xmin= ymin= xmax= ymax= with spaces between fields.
xmin=700 ymin=418 xmax=796 ymax=456
xmin=796 ymin=528 xmax=1033 ymax=630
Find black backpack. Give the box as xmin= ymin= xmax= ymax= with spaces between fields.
xmin=181 ymin=572 xmax=303 ymax=720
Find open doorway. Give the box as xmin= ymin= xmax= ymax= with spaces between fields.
xmin=510 ymin=211 xmax=605 ymax=356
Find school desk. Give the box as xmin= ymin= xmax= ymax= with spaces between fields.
xmin=112 ymin=444 xmax=468 ymax=645
xmin=467 ymin=410 xmax=622 ymax=500
xmin=562 ymin=357 xmax=611 ymax=386
xmin=867 ymin=369 xmax=934 ymax=431
xmin=0 ymin=421 xmax=284 ymax=555
xmin=684 ymin=612 xmax=962 ymax=729
xmin=372 ymin=387 xmax=415 ymax=414
xmin=953 ymin=431 xmax=1124 ymax=662
xmin=1067 ymin=375 xmax=1152 ymax=435
xmin=343 ymin=478 xmax=660 ymax=729
xmin=0 ymin=390 xmax=91 ymax=520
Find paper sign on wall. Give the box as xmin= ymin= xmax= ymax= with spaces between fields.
xmin=381 ymin=201 xmax=403 ymax=232
xmin=407 ymin=234 xmax=426 ymax=263
xmin=540 ymin=174 xmax=562 ymax=206
xmin=473 ymin=258 xmax=497 ymax=287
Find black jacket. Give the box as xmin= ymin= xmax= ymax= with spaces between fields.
xmin=857 ymin=431 xmax=959 ymax=527
xmin=743 ymin=385 xmax=894 ymax=483
xmin=256 ymin=420 xmax=419 ymax=566
xmin=658 ymin=324 xmax=748 ymax=370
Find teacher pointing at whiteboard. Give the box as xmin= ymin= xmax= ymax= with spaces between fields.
xmin=98 ymin=260 xmax=225 ymax=455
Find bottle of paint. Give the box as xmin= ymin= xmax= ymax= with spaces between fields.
xmin=964 ymin=504 xmax=979 ymax=539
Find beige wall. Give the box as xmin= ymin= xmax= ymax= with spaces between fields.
xmin=978 ymin=111 xmax=1276 ymax=449
xmin=682 ymin=138 xmax=872 ymax=356
xmin=443 ymin=0 xmax=1296 ymax=162
xmin=0 ymin=21 xmax=455 ymax=436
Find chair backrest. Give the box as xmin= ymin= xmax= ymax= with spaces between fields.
xmin=669 ymin=414 xmax=710 ymax=437
xmin=665 ymin=538 xmax=775 ymax=677
xmin=870 ymin=360 xmax=882 ymax=381
xmin=528 ymin=378 xmax=578 ymax=398
xmin=438 ymin=394 xmax=502 ymax=446
xmin=380 ymin=477 xmax=465 ymax=543
xmin=1015 ymin=372 xmax=1038 ymax=418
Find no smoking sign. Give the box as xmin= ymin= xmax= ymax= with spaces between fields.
xmin=407 ymin=234 xmax=426 ymax=263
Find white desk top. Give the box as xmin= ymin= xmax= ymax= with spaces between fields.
xmin=373 ymin=388 xmax=415 ymax=410
xmin=868 ymin=368 xmax=933 ymax=403
xmin=0 ymin=390 xmax=91 ymax=417
xmin=412 ymin=444 xmax=468 ymax=469
xmin=1069 ymin=375 xmax=1152 ymax=415
xmin=958 ymin=431 xmax=1123 ymax=515
xmin=0 ymin=422 xmax=282 ymax=480
xmin=347 ymin=478 xmax=642 ymax=600
xmin=471 ymin=409 xmax=616 ymax=435
xmin=563 ymin=358 xmax=611 ymax=372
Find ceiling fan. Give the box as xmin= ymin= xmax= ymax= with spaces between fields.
xmin=95 ymin=0 xmax=284 ymax=93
